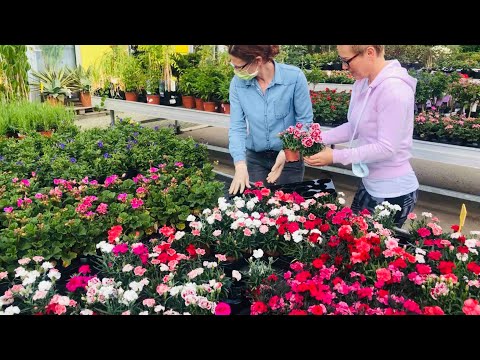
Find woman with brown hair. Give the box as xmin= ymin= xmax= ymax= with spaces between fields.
xmin=227 ymin=45 xmax=314 ymax=195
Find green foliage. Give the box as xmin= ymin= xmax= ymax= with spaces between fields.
xmin=0 ymin=45 xmax=30 ymax=101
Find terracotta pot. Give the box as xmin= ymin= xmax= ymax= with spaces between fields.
xmin=195 ymin=98 xmax=204 ymax=111
xmin=203 ymin=101 xmax=216 ymax=112
xmin=46 ymin=96 xmax=63 ymax=106
xmin=146 ymin=94 xmax=160 ymax=105
xmin=226 ymin=255 xmax=239 ymax=263
xmin=182 ymin=95 xmax=195 ymax=109
xmin=221 ymin=103 xmax=230 ymax=114
xmin=125 ymin=92 xmax=138 ymax=102
xmin=80 ymin=92 xmax=92 ymax=107
xmin=284 ymin=149 xmax=300 ymax=162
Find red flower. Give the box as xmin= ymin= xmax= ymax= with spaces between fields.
xmin=467 ymin=262 xmax=480 ymax=275
xmin=423 ymin=306 xmax=445 ymax=315
xmin=287 ymin=222 xmax=300 ymax=234
xmin=289 ymin=309 xmax=308 ymax=315
xmin=451 ymin=224 xmax=460 ymax=232
xmin=251 ymin=301 xmax=268 ymax=315
xmin=185 ymin=244 xmax=196 ymax=257
xmin=309 ymin=305 xmax=324 ymax=315
xmin=438 ymin=261 xmax=456 ymax=274
xmin=416 ymin=264 xmax=432 ymax=275
xmin=267 ymin=274 xmax=278 ymax=282
xmin=427 ymin=250 xmax=442 ymax=261
xmin=457 ymin=246 xmax=469 ymax=254
xmin=312 ymin=258 xmax=324 ymax=269
xmin=295 ymin=271 xmax=312 ymax=283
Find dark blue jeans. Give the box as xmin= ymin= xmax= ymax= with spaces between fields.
xmin=351 ymin=183 xmax=419 ymax=228
xmin=246 ymin=149 xmax=304 ymax=185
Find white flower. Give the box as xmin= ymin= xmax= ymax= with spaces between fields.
xmin=3 ymin=306 xmax=20 ymax=315
xmin=253 ymin=249 xmax=264 ymax=259
xmin=235 ymin=199 xmax=245 ymax=209
xmin=470 ymin=231 xmax=480 ymax=236
xmin=48 ymin=269 xmax=61 ymax=281
xmin=232 ymin=270 xmax=242 ymax=281
xmin=378 ymin=209 xmax=391 ymax=218
xmin=213 ymin=230 xmax=222 ymax=237
xmin=338 ymin=192 xmax=345 ymax=196
xmin=41 ymin=262 xmax=54 ymax=270
xmin=202 ymin=208 xmax=212 ymax=215
xmin=174 ymin=231 xmax=185 ymax=240
xmin=246 ymin=201 xmax=255 ymax=210
xmin=465 ymin=239 xmax=477 ymax=248
xmin=96 ymin=241 xmax=114 ymax=253
xmin=122 ymin=290 xmax=138 ymax=303
xmin=422 ymin=212 xmax=432 ymax=218
xmin=338 ymin=197 xmax=346 ymax=205
xmin=186 ymin=214 xmax=196 ymax=222
xmin=14 ymin=267 xmax=26 ymax=278
xmin=456 ymin=253 xmax=469 ymax=262
xmin=139 ymin=311 xmax=149 ymax=315
xmin=122 ymin=264 xmax=133 ymax=272
xmin=80 ymin=309 xmax=94 ymax=315
xmin=415 ymin=254 xmax=425 ymax=264
xmin=415 ymin=248 xmax=426 ymax=255
xmin=38 ymin=281 xmax=52 ymax=292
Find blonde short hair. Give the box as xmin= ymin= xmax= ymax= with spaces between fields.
xmin=350 ymin=45 xmax=385 ymax=56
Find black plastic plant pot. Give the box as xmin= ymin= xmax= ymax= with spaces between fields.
xmin=267 ymin=178 xmax=337 ymax=199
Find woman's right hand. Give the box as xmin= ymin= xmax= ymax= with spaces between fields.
xmin=229 ymin=161 xmax=251 ymax=195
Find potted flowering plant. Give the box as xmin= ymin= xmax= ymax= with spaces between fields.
xmin=279 ymin=123 xmax=326 ymax=161
xmin=279 ymin=123 xmax=303 ymax=162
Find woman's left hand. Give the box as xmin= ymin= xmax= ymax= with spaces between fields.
xmin=304 ymin=147 xmax=334 ymax=167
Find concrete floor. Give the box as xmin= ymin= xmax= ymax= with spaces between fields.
xmin=75 ymin=112 xmax=480 ymax=234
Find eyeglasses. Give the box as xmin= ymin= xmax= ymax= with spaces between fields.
xmin=339 ymin=53 xmax=361 ymax=69
xmin=230 ymin=61 xmax=250 ymax=71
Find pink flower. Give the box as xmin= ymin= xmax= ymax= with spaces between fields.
xmin=21 ymin=179 xmax=30 ymax=187
xmin=215 ymin=302 xmax=231 ymax=315
xmin=96 ymin=203 xmax=108 ymax=215
xmin=0 ymin=271 xmax=8 ymax=280
xmin=407 ymin=213 xmax=417 ymax=220
xmin=417 ymin=227 xmax=431 ymax=238
xmin=243 ymin=228 xmax=252 ymax=237
xmin=35 ymin=193 xmax=43 ymax=199
xmin=215 ymin=254 xmax=227 ymax=262
xmin=122 ymin=310 xmax=131 ymax=315
xmin=174 ymin=162 xmax=184 ymax=167
xmin=130 ymin=198 xmax=144 ymax=209
xmin=213 ymin=230 xmax=222 ymax=237
xmin=117 ymin=193 xmax=128 ymax=202
xmin=17 ymin=198 xmax=23 ymax=207
xmin=112 ymin=243 xmax=129 ymax=256
xmin=3 ymin=207 xmax=13 ymax=213
xmin=463 ymin=299 xmax=480 ymax=315
xmin=18 ymin=257 xmax=31 ymax=265
xmin=156 ymin=284 xmax=170 ymax=296
xmin=376 ymin=268 xmax=391 ymax=282
xmin=134 ymin=266 xmax=147 ymax=276
xmin=259 ymin=225 xmax=269 ymax=234
xmin=143 ymin=298 xmax=156 ymax=307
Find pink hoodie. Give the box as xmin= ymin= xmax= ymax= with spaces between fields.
xmin=322 ymin=60 xmax=417 ymax=180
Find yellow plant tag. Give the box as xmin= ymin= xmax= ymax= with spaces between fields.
xmin=459 ymin=203 xmax=467 ymax=232
xmin=40 ymin=82 xmax=44 ymax=92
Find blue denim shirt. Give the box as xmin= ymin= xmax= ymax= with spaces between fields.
xmin=228 ymin=61 xmax=313 ymax=164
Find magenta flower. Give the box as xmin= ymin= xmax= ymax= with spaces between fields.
xmin=174 ymin=162 xmax=184 ymax=168
xmin=21 ymin=179 xmax=30 ymax=187
xmin=3 ymin=207 xmax=13 ymax=213
xmin=130 ymin=198 xmax=144 ymax=209
xmin=78 ymin=265 xmax=91 ymax=274
xmin=215 ymin=302 xmax=231 ymax=315
xmin=117 ymin=193 xmax=128 ymax=202
xmin=112 ymin=243 xmax=129 ymax=256
xmin=35 ymin=193 xmax=43 ymax=199
xmin=17 ymin=198 xmax=23 ymax=207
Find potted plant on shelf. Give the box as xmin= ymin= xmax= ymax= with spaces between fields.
xmin=196 ymin=66 xmax=221 ymax=112
xmin=120 ymin=56 xmax=144 ymax=102
xmin=178 ymin=67 xmax=197 ymax=109
xmin=71 ymin=65 xmax=93 ymax=107
xmin=216 ymin=77 xmax=230 ymax=114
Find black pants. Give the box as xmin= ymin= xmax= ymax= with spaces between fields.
xmin=351 ymin=183 xmax=419 ymax=228
xmin=246 ymin=149 xmax=304 ymax=185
